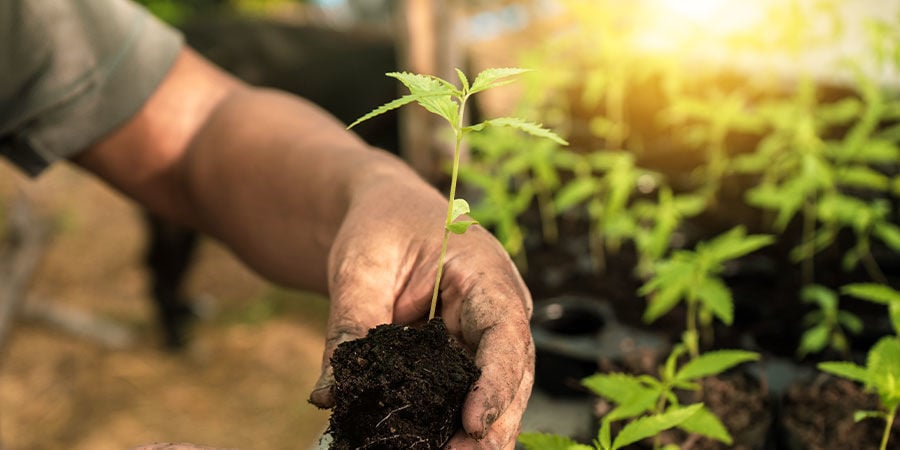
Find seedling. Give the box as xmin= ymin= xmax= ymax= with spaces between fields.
xmin=348 ymin=68 xmax=567 ymax=319
xmin=519 ymin=403 xmax=702 ymax=450
xmin=818 ymin=284 xmax=900 ymax=450
xmin=797 ymin=284 xmax=863 ymax=359
xmin=640 ymin=226 xmax=774 ymax=357
xmin=519 ymin=344 xmax=757 ymax=450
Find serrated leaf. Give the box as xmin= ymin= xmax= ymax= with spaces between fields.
xmin=347 ymin=94 xmax=419 ymax=129
xmin=676 ymin=404 xmax=733 ymax=444
xmin=387 ymin=71 xmax=456 ymax=97
xmin=518 ymin=432 xmax=593 ymax=450
xmin=675 ymin=350 xmax=759 ymax=381
xmin=818 ymin=361 xmax=869 ymax=384
xmin=867 ymin=337 xmax=900 ymax=406
xmin=704 ymin=227 xmax=774 ymax=264
xmin=696 ymin=277 xmax=734 ymax=325
xmin=455 ymin=68 xmax=470 ymax=92
xmin=611 ymin=404 xmax=703 ymax=450
xmin=447 ymin=220 xmax=478 ymax=234
xmin=467 ymin=117 xmax=569 ymax=145
xmin=643 ymin=283 xmax=688 ymax=324
xmin=386 ymin=72 xmax=459 ymax=124
xmin=582 ymin=373 xmax=658 ymax=421
xmin=470 ymin=67 xmax=531 ymax=94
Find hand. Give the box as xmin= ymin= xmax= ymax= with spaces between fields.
xmin=308 ymin=169 xmax=535 ymax=450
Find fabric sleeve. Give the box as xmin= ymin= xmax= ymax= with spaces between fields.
xmin=0 ymin=0 xmax=184 ymax=176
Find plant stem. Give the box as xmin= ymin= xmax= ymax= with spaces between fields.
xmin=429 ymin=94 xmax=469 ymax=320
xmin=801 ymin=198 xmax=816 ymax=286
xmin=880 ymin=407 xmax=896 ymax=450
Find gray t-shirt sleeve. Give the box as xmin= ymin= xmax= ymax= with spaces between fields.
xmin=0 ymin=0 xmax=184 ymax=176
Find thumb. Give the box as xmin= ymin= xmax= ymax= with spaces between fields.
xmin=309 ymin=253 xmax=396 ymax=408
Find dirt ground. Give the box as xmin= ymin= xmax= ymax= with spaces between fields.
xmin=0 ymin=161 xmax=331 ymax=450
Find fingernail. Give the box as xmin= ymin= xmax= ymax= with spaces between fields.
xmin=309 ymin=367 xmax=335 ymax=408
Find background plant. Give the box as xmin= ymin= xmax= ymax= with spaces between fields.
xmin=796 ymin=284 xmax=863 ymax=359
xmin=640 ymin=226 xmax=773 ymax=358
xmin=819 ymin=283 xmax=900 ymax=450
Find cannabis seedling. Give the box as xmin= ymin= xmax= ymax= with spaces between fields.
xmin=518 ymin=344 xmax=757 ymax=450
xmin=348 ymin=68 xmax=567 ymax=319
xmin=819 ymin=283 xmax=900 ymax=450
xmin=640 ymin=226 xmax=773 ymax=358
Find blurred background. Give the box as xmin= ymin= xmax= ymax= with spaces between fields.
xmin=1 ymin=0 xmax=899 ymax=448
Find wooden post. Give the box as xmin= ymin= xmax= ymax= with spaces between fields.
xmin=396 ymin=0 xmax=467 ymax=183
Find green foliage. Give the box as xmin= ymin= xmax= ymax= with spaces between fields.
xmin=461 ymin=127 xmax=578 ymax=263
xmin=518 ymin=432 xmax=593 ymax=450
xmin=640 ymin=227 xmax=773 ymax=355
xmin=819 ymin=336 xmax=900 ymax=450
xmin=581 ymin=344 xmax=758 ymax=447
xmin=842 ymin=283 xmax=900 ymax=340
xmin=797 ymin=285 xmax=863 ymax=358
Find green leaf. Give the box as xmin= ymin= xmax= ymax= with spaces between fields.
xmin=455 ymin=68 xmax=470 ymax=92
xmin=518 ymin=432 xmax=593 ymax=450
xmin=818 ymin=361 xmax=869 ymax=384
xmin=842 ymin=284 xmax=900 ymax=305
xmin=347 ymin=94 xmax=418 ymax=129
xmin=598 ymin=419 xmax=612 ymax=450
xmin=611 ymin=404 xmax=703 ymax=450
xmin=447 ymin=220 xmax=478 ymax=234
xmin=696 ymin=277 xmax=734 ymax=325
xmin=675 ymin=350 xmax=759 ymax=381
xmin=703 ymin=227 xmax=774 ymax=264
xmin=470 ymin=67 xmax=531 ymax=94
xmin=386 ymin=72 xmax=459 ymax=125
xmin=797 ymin=325 xmax=830 ymax=357
xmin=854 ymin=410 xmax=886 ymax=422
xmin=451 ymin=198 xmax=471 ymax=222
xmin=874 ymin=222 xmax=900 ymax=252
xmin=555 ymin=177 xmax=598 ymax=212
xmin=676 ymin=404 xmax=733 ymax=444
xmin=836 ymin=166 xmax=891 ymax=191
xmin=467 ymin=117 xmax=569 ymax=145
xmin=867 ymin=337 xmax=900 ymax=407
xmin=582 ymin=373 xmax=658 ymax=421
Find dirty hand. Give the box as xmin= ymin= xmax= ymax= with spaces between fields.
xmin=308 ymin=167 xmax=535 ymax=449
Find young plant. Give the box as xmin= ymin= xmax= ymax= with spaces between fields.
xmin=818 ymin=283 xmax=900 ymax=450
xmin=518 ymin=344 xmax=758 ymax=450
xmin=519 ymin=403 xmax=702 ymax=450
xmin=348 ymin=68 xmax=567 ymax=319
xmin=640 ymin=226 xmax=774 ymax=358
xmin=797 ymin=284 xmax=863 ymax=359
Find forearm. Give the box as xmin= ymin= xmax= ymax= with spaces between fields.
xmin=181 ymin=87 xmax=431 ymax=292
xmin=75 ymin=48 xmax=442 ymax=294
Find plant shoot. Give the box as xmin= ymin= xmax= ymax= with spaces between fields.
xmin=348 ymin=68 xmax=567 ymax=319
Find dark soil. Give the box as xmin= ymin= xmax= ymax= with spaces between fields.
xmin=666 ymin=370 xmax=772 ymax=450
xmin=780 ymin=373 xmax=900 ymax=450
xmin=327 ymin=318 xmax=480 ymax=450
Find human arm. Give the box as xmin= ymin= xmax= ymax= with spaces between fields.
xmin=76 ymin=47 xmax=534 ymax=448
